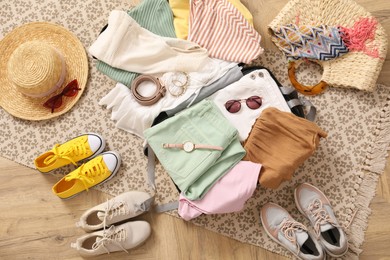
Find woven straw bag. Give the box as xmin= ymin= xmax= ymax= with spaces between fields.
xmin=268 ymin=0 xmax=387 ymax=94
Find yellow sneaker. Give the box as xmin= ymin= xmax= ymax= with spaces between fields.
xmin=52 ymin=151 xmax=121 ymax=199
xmin=34 ymin=133 xmax=105 ymax=173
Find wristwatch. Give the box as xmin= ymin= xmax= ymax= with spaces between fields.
xmin=162 ymin=141 xmax=223 ymax=153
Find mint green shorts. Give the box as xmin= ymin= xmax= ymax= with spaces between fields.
xmin=144 ymin=100 xmax=246 ymax=200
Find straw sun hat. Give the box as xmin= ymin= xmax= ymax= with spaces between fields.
xmin=0 ymin=22 xmax=88 ymax=120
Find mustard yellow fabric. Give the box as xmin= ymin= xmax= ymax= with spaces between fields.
xmin=228 ymin=0 xmax=253 ymax=25
xmin=243 ymin=108 xmax=327 ymax=189
xmin=169 ymin=0 xmax=190 ymax=39
xmin=170 ymin=0 xmax=253 ymax=40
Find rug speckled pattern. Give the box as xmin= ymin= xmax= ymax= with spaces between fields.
xmin=0 ymin=0 xmax=389 ymax=259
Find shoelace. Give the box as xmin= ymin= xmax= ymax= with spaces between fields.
xmin=99 ymin=200 xmax=130 ymax=230
xmin=43 ymin=140 xmax=88 ymax=166
xmin=99 ymin=197 xmax=154 ymax=230
xmin=92 ymin=225 xmax=129 ymax=254
xmin=307 ymin=198 xmax=339 ymax=238
xmin=279 ymin=217 xmax=308 ymax=254
xmin=64 ymin=157 xmax=106 ymax=191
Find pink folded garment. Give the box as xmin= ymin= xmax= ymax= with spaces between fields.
xmin=178 ymin=161 xmax=261 ymax=221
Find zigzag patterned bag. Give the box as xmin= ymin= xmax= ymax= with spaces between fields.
xmin=272 ymin=24 xmax=349 ymax=61
xmin=268 ymin=0 xmax=387 ymax=96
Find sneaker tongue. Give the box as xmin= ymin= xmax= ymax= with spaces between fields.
xmin=296 ymin=230 xmax=309 ymax=246
xmin=320 ymin=223 xmax=334 ymax=232
xmin=95 ymin=236 xmax=103 ymax=244
xmin=92 ymin=236 xmax=105 ymax=250
xmin=97 ymin=211 xmax=106 ymax=221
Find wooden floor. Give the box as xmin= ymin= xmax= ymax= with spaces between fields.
xmin=1 ymin=0 xmax=390 ymax=259
xmin=0 ymin=155 xmax=388 ymax=260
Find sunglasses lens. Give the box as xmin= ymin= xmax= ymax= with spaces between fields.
xmin=63 ymin=79 xmax=80 ymax=97
xmin=246 ymin=96 xmax=262 ymax=109
xmin=42 ymin=79 xmax=80 ymax=113
xmin=43 ymin=95 xmax=63 ymax=113
xmin=225 ymin=100 xmax=241 ymax=113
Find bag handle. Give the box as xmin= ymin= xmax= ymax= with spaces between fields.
xmin=288 ymin=61 xmax=328 ymax=96
xmin=146 ymin=145 xmax=179 ymax=212
xmin=279 ymin=86 xmax=317 ymax=121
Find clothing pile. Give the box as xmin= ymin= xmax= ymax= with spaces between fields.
xmin=89 ymin=0 xmax=327 ymax=221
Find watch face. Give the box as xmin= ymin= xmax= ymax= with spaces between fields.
xmin=183 ymin=141 xmax=195 ymax=152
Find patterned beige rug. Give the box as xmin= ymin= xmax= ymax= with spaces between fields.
xmin=1 ymin=0 xmax=389 ymax=259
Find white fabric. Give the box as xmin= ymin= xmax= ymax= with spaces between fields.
xmin=208 ymin=69 xmax=291 ymax=141
xmin=99 ymin=59 xmax=237 ymax=138
xmin=89 ymin=10 xmax=209 ymax=74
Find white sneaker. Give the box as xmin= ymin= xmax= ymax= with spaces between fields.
xmin=294 ymin=183 xmax=348 ymax=257
xmin=71 ymin=221 xmax=151 ymax=257
xmin=76 ymin=191 xmax=154 ymax=232
xmin=260 ymin=202 xmax=324 ymax=260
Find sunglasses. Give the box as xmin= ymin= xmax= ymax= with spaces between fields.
xmin=224 ymin=96 xmax=262 ymax=113
xmin=43 ymin=79 xmax=81 ymax=113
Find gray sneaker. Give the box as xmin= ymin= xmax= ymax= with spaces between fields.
xmin=294 ymin=183 xmax=348 ymax=257
xmin=260 ymin=202 xmax=324 ymax=260
xmin=71 ymin=221 xmax=151 ymax=257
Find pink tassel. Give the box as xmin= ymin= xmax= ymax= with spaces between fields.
xmin=295 ymin=11 xmax=300 ymax=26
xmin=339 ymin=17 xmax=380 ymax=58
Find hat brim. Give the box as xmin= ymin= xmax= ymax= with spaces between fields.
xmin=0 ymin=22 xmax=88 ymax=121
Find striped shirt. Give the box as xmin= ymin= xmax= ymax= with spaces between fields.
xmin=188 ymin=0 xmax=263 ymax=63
